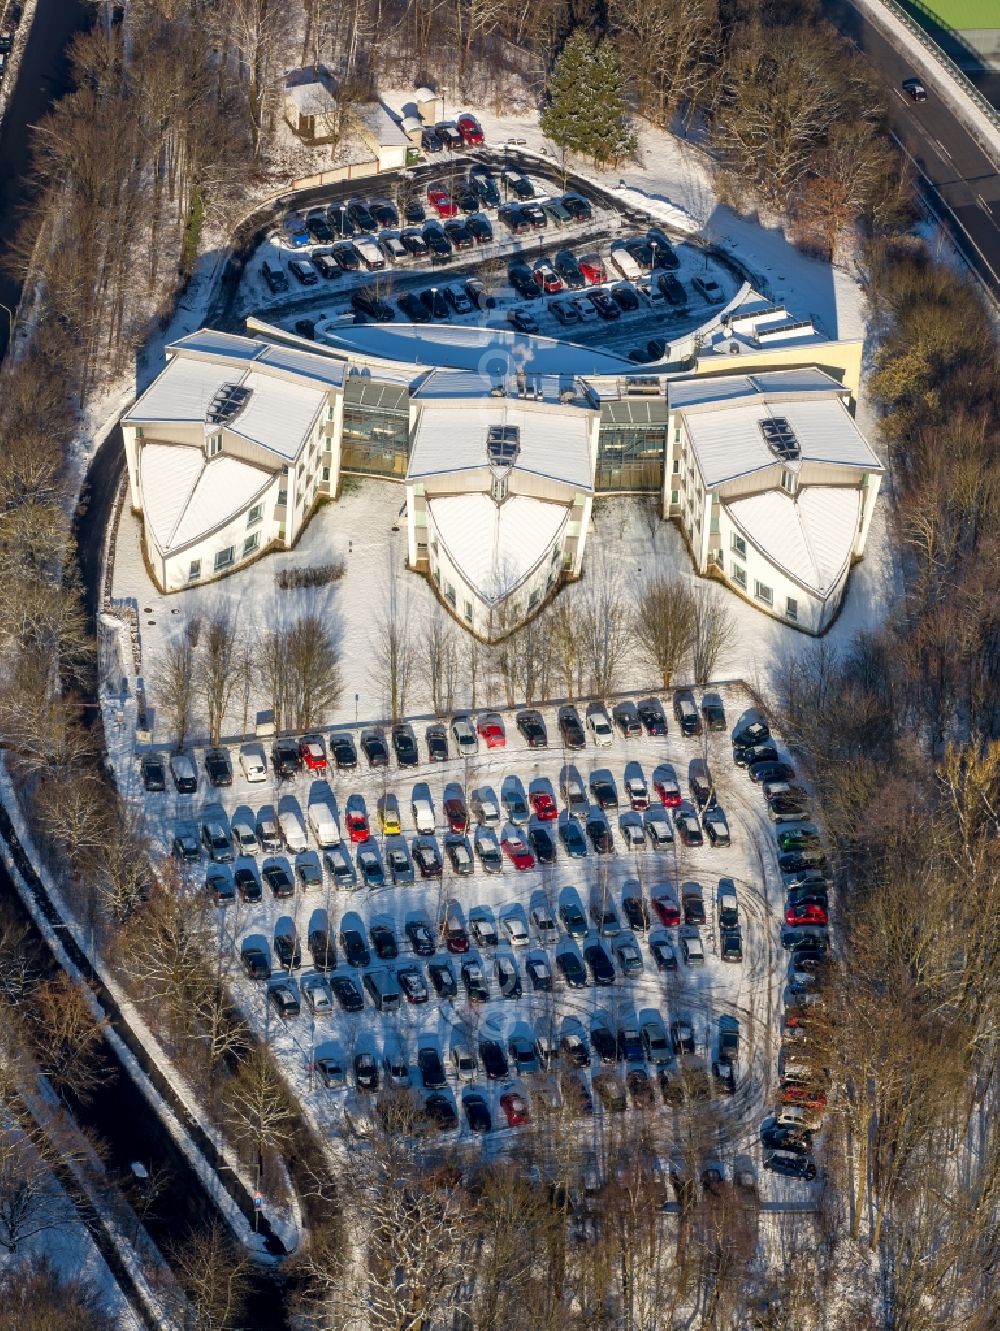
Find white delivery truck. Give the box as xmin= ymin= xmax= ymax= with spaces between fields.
xmin=308 ymin=802 xmax=341 ymax=848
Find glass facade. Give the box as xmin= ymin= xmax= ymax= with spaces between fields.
xmin=596 ymin=399 xmax=668 ymax=493
xmin=339 ymin=379 xmax=410 ymax=478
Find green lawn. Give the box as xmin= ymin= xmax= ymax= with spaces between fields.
xmin=917 ymin=0 xmax=1000 ymax=28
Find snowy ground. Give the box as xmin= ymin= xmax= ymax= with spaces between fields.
xmin=109 ymin=679 xmax=821 ymax=1200
xmin=109 ymin=463 xmax=894 ymax=740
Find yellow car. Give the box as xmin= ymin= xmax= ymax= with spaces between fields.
xmin=377 ymin=794 xmax=401 ymax=836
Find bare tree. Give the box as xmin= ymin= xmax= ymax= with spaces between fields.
xmin=154 ymin=623 xmax=199 ymax=749
xmin=286 ymin=613 xmax=342 ymax=730
xmin=223 ymin=1044 xmax=295 ymax=1186
xmin=369 ymin=566 xmax=412 ymax=723
xmin=23 ymin=975 xmax=110 ymax=1107
xmin=545 ymin=595 xmax=585 ymax=698
xmin=418 ymin=607 xmax=459 ymax=717
xmin=257 ymin=625 xmax=290 ymax=732
xmin=579 ymin=552 xmax=634 ymax=695
xmin=634 ymin=571 xmax=696 ymax=688
xmin=0 ymin=1256 xmax=105 ymax=1329
xmin=196 ymin=611 xmax=241 ymax=745
xmin=690 ymin=584 xmax=736 ymax=683
xmin=166 ymin=1218 xmax=252 ymax=1331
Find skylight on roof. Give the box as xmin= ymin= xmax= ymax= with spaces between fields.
xmin=486 ymin=424 xmax=520 ymax=465
xmin=760 ymin=416 xmax=800 ymax=461
xmin=207 ymin=382 xmax=252 ymax=425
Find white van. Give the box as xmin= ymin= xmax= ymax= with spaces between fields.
xmin=353 ymin=235 xmax=385 ymax=270
xmin=411 ymin=786 xmax=435 ymax=835
xmin=279 ymin=808 xmax=308 ymax=853
xmin=308 ymin=803 xmax=341 ymax=848
xmin=610 ymin=246 xmax=641 ymax=280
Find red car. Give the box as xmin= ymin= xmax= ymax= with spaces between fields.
xmin=780 ymin=1082 xmax=828 ymax=1112
xmin=785 ymin=902 xmax=829 ymax=928
xmin=533 ymin=262 xmax=563 ymax=294
xmin=500 ymin=1090 xmax=529 ymax=1127
xmin=651 ymin=891 xmax=681 ymax=927
xmin=652 ymin=764 xmax=682 ymax=808
xmin=502 ymin=832 xmax=535 ymax=872
xmin=344 ymin=795 xmax=369 ymax=843
xmin=427 ymin=184 xmax=458 ymax=218
xmin=477 ymin=713 xmax=506 ymax=748
xmin=529 ymin=789 xmax=558 ymax=821
xmin=457 ymin=113 xmax=484 ymax=145
xmin=443 ymin=790 xmax=468 ymax=833
xmin=578 ymin=254 xmax=607 ymax=284
xmin=298 ymin=734 xmax=328 ymax=772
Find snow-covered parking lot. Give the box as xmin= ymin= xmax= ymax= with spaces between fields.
xmin=125 ymin=682 xmax=817 ymax=1195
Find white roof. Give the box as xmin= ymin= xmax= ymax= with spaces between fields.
xmin=356 ymin=102 xmax=410 ymax=147
xmin=126 ymin=336 xmax=340 ymax=460
xmin=322 ymin=322 xmax=634 ymax=374
xmin=285 ymin=82 xmax=337 ymax=115
xmin=681 ymin=394 xmax=880 ymax=488
xmin=429 ymin=494 xmax=569 ymax=604
xmin=140 ymin=444 xmax=271 ymax=556
xmin=227 ymin=370 xmax=326 ymax=461
xmin=409 ymin=401 xmax=593 ymax=491
xmin=668 ymin=367 xmax=842 ymax=410
xmin=726 ymin=486 xmax=862 ymax=598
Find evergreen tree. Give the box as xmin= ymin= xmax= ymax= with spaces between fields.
xmin=541 ymin=29 xmax=637 ymax=169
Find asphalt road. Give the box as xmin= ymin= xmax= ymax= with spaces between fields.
xmin=823 ymin=0 xmax=1000 ymax=298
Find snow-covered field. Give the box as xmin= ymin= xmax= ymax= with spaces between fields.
xmin=114 ymin=680 xmax=818 ymax=1200
xmin=109 ymin=468 xmax=894 ymax=741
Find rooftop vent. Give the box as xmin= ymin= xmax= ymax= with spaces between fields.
xmin=207 ymin=382 xmax=252 ymax=425
xmin=760 ymin=416 xmax=800 ymax=461
xmin=486 ymin=424 xmax=520 ymax=466
xmin=624 ymin=375 xmax=661 ymax=396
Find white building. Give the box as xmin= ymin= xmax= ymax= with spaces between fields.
xmin=122 ymin=321 xmax=880 ymax=638
xmin=666 ymin=369 xmax=883 ymax=633
xmin=121 ymin=331 xmax=345 ymax=592
xmin=405 ymin=370 xmax=598 ymax=638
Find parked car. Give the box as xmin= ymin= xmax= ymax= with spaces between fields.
xmin=673 ymin=689 xmax=702 ymax=737
xmin=693 ymin=274 xmax=725 ymax=304
xmin=557 ymin=705 xmax=586 ymax=749
xmin=703 ymin=805 xmax=731 ymax=847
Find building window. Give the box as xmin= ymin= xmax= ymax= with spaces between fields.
xmin=529 ymin=588 xmax=540 ymax=610
xmin=731 ymin=533 xmax=746 ymax=559
xmin=671 ymin=490 xmax=679 ymax=505
xmin=755 ymin=580 xmax=773 ymax=607
xmin=672 ymin=459 xmax=680 ymax=474
xmin=205 ymin=433 xmax=222 ymax=458
xmin=551 ymin=544 xmax=561 ymax=566
xmin=710 ymin=516 xmax=720 ymax=535
xmin=463 ymin=601 xmax=473 ymax=623
xmin=674 ymin=427 xmax=681 ymax=443
xmin=243 ymin=532 xmax=260 ymax=558
xmin=786 ymin=597 xmax=798 ymax=622
xmin=247 ymin=503 xmax=263 ymax=527
xmin=214 ymin=546 xmax=234 ymax=571
xmin=321 ymin=466 xmax=330 ymax=482
xmin=444 ymin=581 xmax=456 ymax=608
xmin=491 ymin=473 xmax=508 ymax=504
xmin=277 ymin=489 xmax=288 ymax=506
xmin=733 ymin=563 xmax=747 ymax=589
xmin=188 ymin=559 xmax=201 ymax=581
xmin=134 ymin=427 xmax=144 ymax=440
xmin=780 ymin=469 xmax=796 ymax=494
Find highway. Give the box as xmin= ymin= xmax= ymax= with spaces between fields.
xmin=823 ymin=0 xmax=1000 ymax=299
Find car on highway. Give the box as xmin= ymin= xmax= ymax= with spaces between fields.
xmin=902 ymin=76 xmax=927 ymax=102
